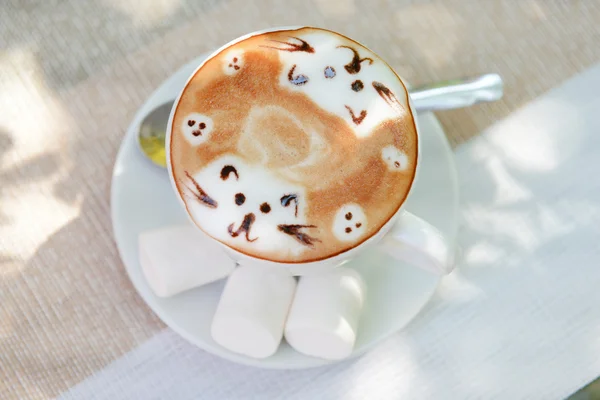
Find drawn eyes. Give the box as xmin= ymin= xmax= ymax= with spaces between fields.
xmin=182 ymin=113 xmax=213 ymax=145
xmin=344 ymin=212 xmax=362 ymax=232
xmin=386 ymin=156 xmax=401 ymax=168
xmin=334 ymin=204 xmax=367 ymax=242
xmin=351 ymin=80 xmax=364 ymax=92
xmin=280 ymin=194 xmax=299 ymax=217
xmin=231 ymin=194 xmax=277 ymax=215
xmin=220 ymin=165 xmax=239 ymax=181
xmin=188 ymin=120 xmax=206 ymax=129
xmin=222 ymin=166 xmax=295 ymax=216
xmin=231 ymin=194 xmax=286 ymax=217
xmin=235 ymin=193 xmax=246 ymax=205
xmin=231 ymin=192 xmax=298 ymax=216
xmin=381 ymin=145 xmax=409 ymax=171
xmin=228 ymin=57 xmax=240 ymax=71
xmin=323 ymin=63 xmax=365 ymax=92
xmin=187 ymin=120 xmax=208 ymax=136
xmin=288 ymin=65 xmax=308 ymax=86
xmin=324 ymin=66 xmax=336 ymax=78
xmin=223 ymin=51 xmax=244 ymax=76
xmin=320 ymin=67 xmax=365 ymax=92
xmin=286 ymin=44 xmax=371 ymax=94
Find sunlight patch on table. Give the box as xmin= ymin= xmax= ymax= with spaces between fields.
xmin=0 ymin=192 xmax=83 ymax=265
xmin=0 ymin=47 xmax=74 ymax=167
xmin=484 ymin=98 xmax=582 ymax=172
xmin=102 ymin=0 xmax=181 ymax=27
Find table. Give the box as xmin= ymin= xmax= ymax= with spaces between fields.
xmin=2 ymin=1 xmax=600 ymax=398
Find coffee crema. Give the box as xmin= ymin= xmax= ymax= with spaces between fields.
xmin=169 ymin=27 xmax=418 ymax=263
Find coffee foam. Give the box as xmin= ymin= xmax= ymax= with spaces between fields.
xmin=271 ymin=31 xmax=410 ymax=139
xmin=182 ymin=154 xmax=314 ymax=259
xmin=332 ymin=204 xmax=368 ymax=242
xmin=169 ymin=27 xmax=418 ymax=263
xmin=181 ymin=113 xmax=214 ymax=146
xmin=222 ymin=49 xmax=245 ymax=76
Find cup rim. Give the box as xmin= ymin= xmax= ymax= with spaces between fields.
xmin=165 ymin=25 xmax=421 ymax=269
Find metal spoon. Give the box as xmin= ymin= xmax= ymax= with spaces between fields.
xmin=138 ymin=73 xmax=503 ymax=167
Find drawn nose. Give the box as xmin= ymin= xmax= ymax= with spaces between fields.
xmin=240 ymin=213 xmax=255 ymax=232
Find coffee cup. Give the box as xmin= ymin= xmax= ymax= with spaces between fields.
xmin=166 ymin=26 xmax=455 ymax=276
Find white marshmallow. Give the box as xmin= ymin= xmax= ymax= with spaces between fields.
xmin=211 ymin=264 xmax=296 ymax=359
xmin=285 ymin=267 xmax=366 ymax=360
xmin=138 ymin=225 xmax=235 ymax=298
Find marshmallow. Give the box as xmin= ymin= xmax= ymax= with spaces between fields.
xmin=285 ymin=267 xmax=366 ymax=360
xmin=138 ymin=225 xmax=235 ymax=298
xmin=211 ymin=264 xmax=296 ymax=358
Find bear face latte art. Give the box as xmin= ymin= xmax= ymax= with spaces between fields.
xmin=168 ymin=27 xmax=418 ymax=263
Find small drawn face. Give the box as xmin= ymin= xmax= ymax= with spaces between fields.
xmin=181 ymin=155 xmax=318 ymax=257
xmin=181 ymin=113 xmax=213 ymax=146
xmin=267 ymin=32 xmax=409 ymax=138
xmin=381 ymin=145 xmax=408 ymax=171
xmin=332 ymin=204 xmax=367 ymax=242
xmin=223 ymin=50 xmax=245 ymax=76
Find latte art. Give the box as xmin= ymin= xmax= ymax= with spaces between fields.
xmin=169 ymin=27 xmax=418 ymax=263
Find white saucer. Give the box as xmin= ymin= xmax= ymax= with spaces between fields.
xmin=110 ymin=55 xmax=459 ymax=369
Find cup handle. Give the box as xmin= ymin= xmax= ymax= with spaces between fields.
xmin=377 ymin=210 xmax=455 ymax=275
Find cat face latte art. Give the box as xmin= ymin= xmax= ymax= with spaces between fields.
xmin=168 ymin=27 xmax=418 ymax=263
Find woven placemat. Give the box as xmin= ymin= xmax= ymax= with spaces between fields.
xmin=1 ymin=1 xmax=600 ymax=398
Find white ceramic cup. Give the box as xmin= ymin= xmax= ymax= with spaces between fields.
xmin=166 ymin=26 xmax=455 ymax=276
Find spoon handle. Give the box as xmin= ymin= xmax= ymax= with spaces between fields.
xmin=409 ymin=73 xmax=503 ymax=112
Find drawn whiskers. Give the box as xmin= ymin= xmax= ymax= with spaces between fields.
xmin=278 ymin=224 xmax=320 ymax=247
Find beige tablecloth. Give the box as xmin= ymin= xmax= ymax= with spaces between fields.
xmin=1 ymin=1 xmax=600 ymax=398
